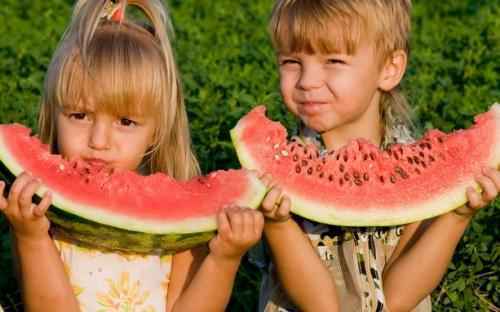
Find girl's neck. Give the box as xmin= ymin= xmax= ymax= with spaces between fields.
xmin=320 ymin=103 xmax=384 ymax=151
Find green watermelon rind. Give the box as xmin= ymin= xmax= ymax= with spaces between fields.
xmin=0 ymin=162 xmax=216 ymax=253
xmin=231 ymin=103 xmax=500 ymax=226
xmin=0 ymin=135 xmax=267 ymax=234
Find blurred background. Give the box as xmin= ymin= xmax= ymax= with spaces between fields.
xmin=0 ymin=0 xmax=498 ymax=310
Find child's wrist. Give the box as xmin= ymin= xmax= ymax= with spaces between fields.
xmin=13 ymin=231 xmax=52 ymax=247
xmin=208 ymin=252 xmax=242 ymax=267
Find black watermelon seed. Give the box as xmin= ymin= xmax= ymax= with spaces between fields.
xmin=295 ymin=165 xmax=301 ymax=174
xmin=293 ymin=154 xmax=299 ymax=161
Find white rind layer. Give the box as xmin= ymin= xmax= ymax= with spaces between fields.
xmin=232 ymin=103 xmax=500 ymax=226
xmin=0 ymin=131 xmax=266 ymax=234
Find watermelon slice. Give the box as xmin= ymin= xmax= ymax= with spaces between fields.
xmin=231 ymin=103 xmax=500 ymax=226
xmin=0 ymin=124 xmax=266 ymax=253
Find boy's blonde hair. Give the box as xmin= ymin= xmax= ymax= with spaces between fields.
xmin=38 ymin=0 xmax=200 ymax=180
xmin=270 ymin=0 xmax=414 ymax=139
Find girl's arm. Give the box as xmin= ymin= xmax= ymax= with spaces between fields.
xmin=259 ymin=176 xmax=339 ymax=311
xmin=0 ymin=175 xmax=79 ymax=312
xmin=166 ymin=206 xmax=263 ymax=312
xmin=383 ymin=167 xmax=500 ymax=312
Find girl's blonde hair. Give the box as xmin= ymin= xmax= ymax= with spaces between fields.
xmin=38 ymin=0 xmax=200 ymax=180
xmin=270 ymin=0 xmax=414 ymax=139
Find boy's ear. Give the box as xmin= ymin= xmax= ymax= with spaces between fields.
xmin=378 ymin=49 xmax=407 ymax=91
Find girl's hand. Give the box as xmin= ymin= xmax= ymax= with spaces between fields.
xmin=260 ymin=173 xmax=292 ymax=223
xmin=209 ymin=205 xmax=264 ymax=262
xmin=454 ymin=167 xmax=500 ymax=218
xmin=0 ymin=172 xmax=52 ymax=240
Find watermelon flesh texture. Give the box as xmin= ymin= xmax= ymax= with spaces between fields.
xmin=0 ymin=124 xmax=267 ymax=253
xmin=231 ymin=103 xmax=500 ymax=226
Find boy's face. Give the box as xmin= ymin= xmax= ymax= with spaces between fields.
xmin=278 ymin=40 xmax=388 ymax=148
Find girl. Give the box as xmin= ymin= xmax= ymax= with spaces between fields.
xmin=0 ymin=0 xmax=263 ymax=311
xmin=254 ymin=0 xmax=500 ymax=311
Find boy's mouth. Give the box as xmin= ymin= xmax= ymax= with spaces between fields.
xmin=298 ymin=101 xmax=329 ymax=114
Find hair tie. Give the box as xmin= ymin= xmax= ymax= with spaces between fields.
xmin=103 ymin=0 xmax=125 ymax=23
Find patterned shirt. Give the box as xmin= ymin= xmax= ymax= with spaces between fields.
xmin=252 ymin=123 xmax=432 ymax=312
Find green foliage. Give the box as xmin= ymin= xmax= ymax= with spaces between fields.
xmin=0 ymin=0 xmax=498 ymax=311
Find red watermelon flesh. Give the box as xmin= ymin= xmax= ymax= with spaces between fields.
xmin=0 ymin=124 xmax=266 ymax=252
xmin=231 ymin=104 xmax=500 ymax=226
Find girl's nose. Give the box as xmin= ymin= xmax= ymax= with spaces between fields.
xmin=89 ymin=122 xmax=111 ymax=150
xmin=297 ymin=67 xmax=323 ymax=90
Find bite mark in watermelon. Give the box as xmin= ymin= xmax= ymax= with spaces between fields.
xmin=0 ymin=124 xmax=267 ymax=253
xmin=230 ymin=103 xmax=500 ymax=226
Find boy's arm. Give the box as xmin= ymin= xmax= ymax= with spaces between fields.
xmin=264 ymin=218 xmax=339 ymax=311
xmin=260 ymin=183 xmax=339 ymax=312
xmin=167 ymin=207 xmax=262 ymax=312
xmin=383 ymin=168 xmax=499 ymax=312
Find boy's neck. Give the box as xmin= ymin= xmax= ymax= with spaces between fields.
xmin=320 ymin=103 xmax=383 ymax=151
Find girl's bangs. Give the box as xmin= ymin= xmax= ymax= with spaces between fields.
xmin=57 ymin=25 xmax=164 ymax=119
xmin=272 ymin=2 xmax=366 ymax=55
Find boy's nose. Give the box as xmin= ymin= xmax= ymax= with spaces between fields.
xmin=297 ymin=68 xmax=323 ymax=90
xmin=89 ymin=122 xmax=111 ymax=150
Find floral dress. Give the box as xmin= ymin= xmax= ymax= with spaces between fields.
xmin=252 ymin=123 xmax=432 ymax=312
xmin=52 ymin=230 xmax=172 ymax=312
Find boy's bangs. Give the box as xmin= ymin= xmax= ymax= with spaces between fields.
xmin=58 ymin=26 xmax=163 ymax=119
xmin=272 ymin=2 xmax=365 ymax=55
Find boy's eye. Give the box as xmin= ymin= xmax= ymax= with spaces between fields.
xmin=327 ymin=58 xmax=345 ymax=65
xmin=119 ymin=118 xmax=138 ymax=127
xmin=280 ymin=59 xmax=300 ymax=66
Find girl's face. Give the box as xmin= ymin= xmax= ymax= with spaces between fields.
xmin=56 ymin=105 xmax=156 ymax=171
xmin=278 ymin=40 xmax=386 ymax=149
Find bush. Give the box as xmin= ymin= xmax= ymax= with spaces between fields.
xmin=0 ymin=0 xmax=498 ymax=310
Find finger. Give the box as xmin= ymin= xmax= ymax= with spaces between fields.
xmin=253 ymin=211 xmax=264 ymax=238
xmin=33 ymin=192 xmax=52 ymax=217
xmin=8 ymin=172 xmax=32 ymax=203
xmin=240 ymin=208 xmax=254 ymax=239
xmin=227 ymin=206 xmax=243 ymax=239
xmin=466 ymin=187 xmax=486 ymax=209
xmin=476 ymin=175 xmax=498 ymax=202
xmin=19 ymin=178 xmax=41 ymax=214
xmin=261 ymin=187 xmax=282 ymax=213
xmin=483 ymin=167 xmax=500 ymax=190
xmin=276 ymin=195 xmax=291 ymax=221
xmin=216 ymin=208 xmax=232 ymax=239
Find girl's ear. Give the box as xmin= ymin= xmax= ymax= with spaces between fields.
xmin=378 ymin=49 xmax=407 ymax=91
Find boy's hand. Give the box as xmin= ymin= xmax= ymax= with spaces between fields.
xmin=454 ymin=167 xmax=500 ymax=218
xmin=260 ymin=173 xmax=291 ymax=223
xmin=0 ymin=172 xmax=52 ymax=240
xmin=209 ymin=205 xmax=264 ymax=262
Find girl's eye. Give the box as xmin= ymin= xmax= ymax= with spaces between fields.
xmin=68 ymin=112 xmax=87 ymax=120
xmin=119 ymin=118 xmax=137 ymax=127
